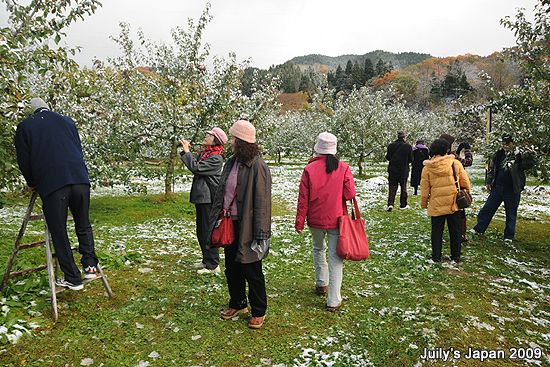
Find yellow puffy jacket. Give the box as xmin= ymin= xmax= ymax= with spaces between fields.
xmin=420 ymin=154 xmax=471 ymax=217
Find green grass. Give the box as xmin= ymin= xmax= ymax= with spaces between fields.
xmin=0 ymin=158 xmax=549 ymax=366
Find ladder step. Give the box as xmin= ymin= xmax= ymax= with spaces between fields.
xmin=8 ymin=265 xmax=48 ymax=279
xmin=54 ymin=274 xmax=108 ymax=294
xmin=20 ymin=240 xmax=46 ymax=250
xmin=29 ymin=215 xmax=73 ymax=221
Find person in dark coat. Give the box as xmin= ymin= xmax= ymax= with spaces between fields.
xmin=14 ymin=97 xmax=99 ymax=290
xmin=439 ymin=134 xmax=473 ymax=242
xmin=180 ymin=127 xmax=227 ymax=274
xmin=411 ymin=138 xmax=429 ymax=195
xmin=206 ymin=120 xmax=271 ymax=329
xmin=385 ymin=130 xmax=413 ymax=211
xmin=471 ymin=134 xmax=535 ymax=241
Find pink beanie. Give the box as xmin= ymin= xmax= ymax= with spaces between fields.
xmin=229 ymin=120 xmax=256 ymax=143
xmin=206 ymin=127 xmax=228 ymax=145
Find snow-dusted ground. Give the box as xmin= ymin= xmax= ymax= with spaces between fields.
xmin=1 ymin=156 xmax=549 ymax=362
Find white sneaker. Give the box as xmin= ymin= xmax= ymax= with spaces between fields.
xmin=386 ymin=205 xmax=393 ymax=212
xmin=197 ymin=266 xmax=221 ymax=275
xmin=469 ymin=228 xmax=482 ymax=235
xmin=399 ymin=205 xmax=410 ymax=210
xmin=83 ymin=265 xmax=97 ymax=279
xmin=55 ymin=278 xmax=83 ymax=291
xmin=504 ymin=238 xmax=513 ymax=243
xmin=191 ymin=262 xmax=206 ymax=269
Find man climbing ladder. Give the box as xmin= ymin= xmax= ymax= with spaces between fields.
xmin=14 ymin=97 xmax=99 ymax=290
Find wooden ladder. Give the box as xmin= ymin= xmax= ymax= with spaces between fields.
xmin=0 ymin=192 xmax=113 ymax=321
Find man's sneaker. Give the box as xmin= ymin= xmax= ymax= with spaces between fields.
xmin=55 ymin=278 xmax=83 ymax=290
xmin=197 ymin=266 xmax=221 ymax=275
xmin=191 ymin=262 xmax=206 ymax=269
xmin=469 ymin=228 xmax=482 ymax=235
xmin=504 ymin=238 xmax=513 ymax=243
xmin=399 ymin=205 xmax=410 ymax=210
xmin=386 ymin=205 xmax=393 ymax=212
xmin=83 ymin=266 xmax=97 ymax=279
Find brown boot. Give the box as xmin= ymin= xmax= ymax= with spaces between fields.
xmin=461 ymin=217 xmax=468 ymax=243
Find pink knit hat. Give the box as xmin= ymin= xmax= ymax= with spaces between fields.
xmin=206 ymin=127 xmax=228 ymax=145
xmin=229 ymin=120 xmax=256 ymax=143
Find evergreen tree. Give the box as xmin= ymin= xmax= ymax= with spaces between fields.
xmin=375 ymin=58 xmax=386 ymax=77
xmin=298 ymin=75 xmax=310 ymax=93
xmin=440 ymin=60 xmax=473 ymax=99
xmin=352 ymin=61 xmax=364 ymax=88
xmin=386 ymin=61 xmax=394 ymax=74
xmin=327 ymin=71 xmax=336 ymax=88
xmin=363 ymin=58 xmax=375 ymax=82
xmin=345 ymin=60 xmax=353 ymax=75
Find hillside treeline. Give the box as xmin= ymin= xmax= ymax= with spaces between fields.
xmin=241 ymin=52 xmax=523 ymax=112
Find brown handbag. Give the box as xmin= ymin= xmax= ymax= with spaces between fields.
xmin=452 ymin=163 xmax=472 ymax=209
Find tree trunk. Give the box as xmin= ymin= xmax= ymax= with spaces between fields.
xmin=357 ymin=152 xmax=364 ymax=177
xmin=165 ymin=138 xmax=179 ymax=197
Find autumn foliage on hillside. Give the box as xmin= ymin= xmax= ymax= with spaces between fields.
xmin=277 ymin=92 xmax=309 ymax=114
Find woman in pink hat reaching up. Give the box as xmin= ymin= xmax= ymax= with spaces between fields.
xmin=180 ymin=127 xmax=227 ymax=274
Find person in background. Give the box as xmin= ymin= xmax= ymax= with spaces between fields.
xmin=15 ymin=97 xmax=99 ymax=290
xmin=470 ymin=134 xmax=535 ymax=242
xmin=207 ymin=120 xmax=271 ymax=329
xmin=421 ymin=138 xmax=470 ymax=263
xmin=180 ymin=128 xmax=227 ymax=274
xmin=439 ymin=134 xmax=473 ymax=242
xmin=411 ymin=138 xmax=429 ymax=195
xmin=295 ymin=132 xmax=356 ymax=312
xmin=385 ymin=130 xmax=413 ymax=211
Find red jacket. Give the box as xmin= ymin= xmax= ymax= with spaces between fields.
xmin=295 ymin=155 xmax=356 ymax=230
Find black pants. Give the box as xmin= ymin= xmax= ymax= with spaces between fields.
xmin=41 ymin=184 xmax=98 ymax=285
xmin=195 ymin=203 xmax=219 ymax=269
xmin=431 ymin=211 xmax=462 ymax=262
xmin=388 ymin=174 xmax=408 ymax=208
xmin=224 ymin=220 xmax=267 ymax=317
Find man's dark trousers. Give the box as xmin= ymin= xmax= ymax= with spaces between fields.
xmin=388 ymin=174 xmax=408 ymax=208
xmin=41 ymin=184 xmax=97 ymax=285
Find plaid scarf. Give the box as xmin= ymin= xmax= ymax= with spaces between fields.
xmin=198 ymin=145 xmax=225 ymax=162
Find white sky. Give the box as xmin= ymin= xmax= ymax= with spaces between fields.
xmin=1 ymin=0 xmax=539 ymax=69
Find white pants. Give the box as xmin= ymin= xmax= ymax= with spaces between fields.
xmin=309 ymin=227 xmax=343 ymax=308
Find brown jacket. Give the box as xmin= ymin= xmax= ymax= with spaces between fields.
xmin=207 ymin=154 xmax=272 ymax=264
xmin=420 ymin=154 xmax=470 ymax=217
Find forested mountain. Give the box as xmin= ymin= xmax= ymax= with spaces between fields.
xmin=289 ymin=50 xmax=433 ymax=71
xmin=240 ymin=49 xmax=523 ymax=115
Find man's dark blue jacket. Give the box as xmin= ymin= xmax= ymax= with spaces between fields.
xmin=15 ymin=109 xmax=90 ymax=199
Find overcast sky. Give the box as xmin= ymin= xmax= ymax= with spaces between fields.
xmin=1 ymin=0 xmax=539 ymax=69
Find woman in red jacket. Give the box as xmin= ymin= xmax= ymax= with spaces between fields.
xmin=295 ymin=132 xmax=356 ymax=311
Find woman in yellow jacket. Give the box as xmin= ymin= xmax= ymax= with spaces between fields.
xmin=421 ymin=138 xmax=470 ymax=263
